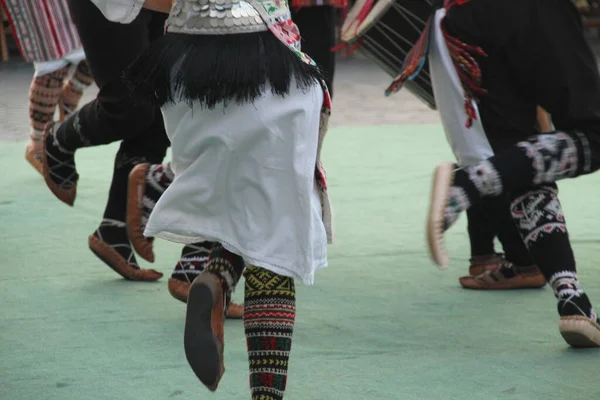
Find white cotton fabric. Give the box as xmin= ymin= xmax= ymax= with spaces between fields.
xmin=89 ymin=0 xmax=145 ymax=24
xmin=428 ymin=8 xmax=494 ymax=166
xmin=144 ymin=82 xmax=328 ymax=285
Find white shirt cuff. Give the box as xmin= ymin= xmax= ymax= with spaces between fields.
xmin=90 ymin=0 xmax=146 ymax=24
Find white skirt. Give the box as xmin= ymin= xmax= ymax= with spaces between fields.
xmin=144 ymin=82 xmax=328 ymax=285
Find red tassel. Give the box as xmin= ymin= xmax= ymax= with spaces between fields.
xmin=441 ymin=13 xmax=488 ymax=127
xmin=331 ymin=0 xmax=374 ymax=55
xmin=444 ymin=0 xmax=472 ymax=10
xmin=330 ymin=38 xmax=364 ymax=54
xmin=464 ymin=99 xmax=478 ymax=128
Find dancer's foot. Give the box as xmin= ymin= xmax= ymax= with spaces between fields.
xmin=558 ymin=292 xmax=600 ymax=348
xmin=468 ymin=253 xmax=505 ymax=276
xmin=184 ymin=272 xmax=226 ymax=391
xmin=41 ymin=122 xmax=78 ymax=206
xmin=426 ymin=162 xmax=464 ymax=269
xmin=25 ymin=134 xmax=43 ymax=175
xmin=169 ymin=243 xmax=243 ymax=319
xmin=88 ymin=219 xmax=163 ymax=281
xmin=460 ymin=258 xmax=546 ymax=290
xmin=127 ymin=163 xmax=173 ymax=262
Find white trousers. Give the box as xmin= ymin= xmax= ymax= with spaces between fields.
xmin=428 ymin=8 xmax=494 ymax=166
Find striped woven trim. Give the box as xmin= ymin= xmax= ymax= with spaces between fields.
xmin=385 ymin=15 xmax=433 ymax=96
xmin=1 ymin=0 xmax=81 ymax=62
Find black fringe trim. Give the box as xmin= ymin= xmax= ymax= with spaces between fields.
xmin=123 ymin=31 xmax=322 ymax=109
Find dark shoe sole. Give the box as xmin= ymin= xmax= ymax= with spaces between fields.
xmin=184 ymin=275 xmax=223 ymax=391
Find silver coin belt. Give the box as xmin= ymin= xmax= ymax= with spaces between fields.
xmin=166 ymin=0 xmax=269 ymax=34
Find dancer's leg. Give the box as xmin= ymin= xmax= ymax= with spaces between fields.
xmin=166 ymin=240 xmax=244 ymax=318
xmin=59 ymin=60 xmax=94 ymax=121
xmin=184 ymin=244 xmax=246 ymax=390
xmin=465 ymin=202 xmax=497 ymax=275
xmin=460 ymin=196 xmax=545 ymax=290
xmin=41 ymin=2 xmax=169 ymax=207
xmin=26 ymin=66 xmax=69 ymax=174
xmin=428 ymin=0 xmax=600 ymax=346
xmin=291 ymin=6 xmax=337 ymax=96
xmin=244 ymin=266 xmax=296 ymax=400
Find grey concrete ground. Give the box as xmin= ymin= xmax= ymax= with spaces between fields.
xmin=0 ymin=54 xmax=439 ymax=142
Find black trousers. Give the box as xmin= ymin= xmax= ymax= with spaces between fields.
xmin=443 ymin=0 xmax=600 ymax=281
xmin=62 ymin=0 xmax=170 ymax=163
xmin=442 ymin=0 xmax=600 ymax=268
xmin=444 ymin=0 xmax=600 ymax=156
xmin=292 ymin=6 xmax=337 ymax=96
xmin=467 ymin=197 xmax=532 ymax=266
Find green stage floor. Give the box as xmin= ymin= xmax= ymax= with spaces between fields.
xmin=2 ymin=124 xmax=600 ymax=400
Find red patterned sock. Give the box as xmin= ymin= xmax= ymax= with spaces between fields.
xmin=243 ymin=266 xmax=296 ymax=400
xmin=29 ymin=67 xmax=69 ymax=137
xmin=60 ymin=61 xmax=93 ymax=119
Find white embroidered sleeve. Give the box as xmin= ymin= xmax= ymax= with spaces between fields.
xmin=89 ymin=0 xmax=145 ymax=24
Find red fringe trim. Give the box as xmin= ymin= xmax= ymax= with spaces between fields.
xmin=441 ymin=9 xmax=488 ymax=128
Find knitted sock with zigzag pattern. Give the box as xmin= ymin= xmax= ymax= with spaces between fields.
xmin=29 ymin=67 xmax=69 ymax=137
xmin=244 ymin=266 xmax=296 ymax=400
xmin=171 ymin=242 xmax=214 ymax=284
xmin=204 ymin=244 xmax=245 ymax=292
xmin=61 ymin=61 xmax=94 ymax=119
